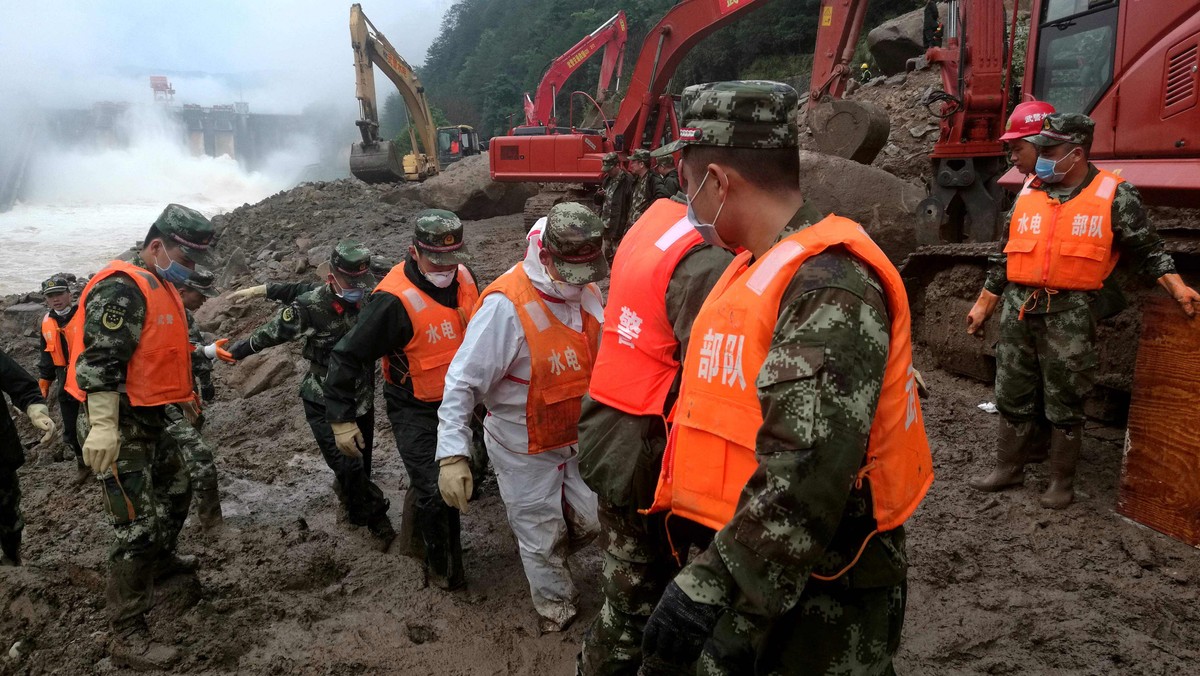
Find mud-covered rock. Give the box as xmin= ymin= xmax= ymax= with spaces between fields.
xmin=224 ymin=351 xmax=297 ymax=398
xmin=868 ymin=3 xmax=948 ymax=75
xmin=381 ymin=153 xmax=537 ymax=220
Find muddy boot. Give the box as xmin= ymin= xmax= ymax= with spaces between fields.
xmin=1040 ymin=425 xmax=1082 ymax=510
xmin=72 ymin=457 xmax=93 ymax=486
xmin=368 ymin=513 xmax=397 ymax=552
xmin=1024 ymin=419 xmax=1051 ymax=465
xmin=395 ymin=489 xmax=426 ymax=561
xmin=422 ymin=506 xmax=465 ymax=591
xmin=194 ymin=489 xmax=224 ymax=530
xmin=0 ymin=531 xmax=21 ymax=566
xmin=969 ymin=418 xmax=1032 ymax=492
xmin=154 ymin=553 xmax=200 ymax=581
xmin=109 ymin=621 xmax=180 ymax=672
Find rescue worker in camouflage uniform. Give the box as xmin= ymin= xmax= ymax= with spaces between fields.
xmin=626 ymin=149 xmax=662 ymax=233
xmin=36 ymin=275 xmax=87 ymax=481
xmin=966 ymin=113 xmax=1200 ymax=509
xmin=323 ymin=211 xmax=478 ymax=590
xmin=162 ymin=268 xmax=223 ymax=529
xmin=216 ymin=241 xmax=396 ymax=544
xmin=576 ymin=176 xmax=732 ymax=672
xmin=637 ymin=81 xmax=934 ymax=675
xmin=65 ymin=204 xmax=217 ymax=670
xmin=1 ymin=348 xmax=57 ymax=566
xmin=653 ymin=154 xmax=680 ymax=201
xmin=598 ymin=151 xmax=633 ymax=260
xmin=437 ymin=203 xmax=606 ymax=633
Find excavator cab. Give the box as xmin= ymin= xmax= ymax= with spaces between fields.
xmin=437 ymin=125 xmax=480 ymax=167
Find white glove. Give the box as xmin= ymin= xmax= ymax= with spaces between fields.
xmin=26 ymin=403 xmax=57 ymax=445
xmin=438 ymin=456 xmax=473 ymax=513
xmin=82 ymin=392 xmax=121 ymax=473
xmin=230 ymin=285 xmax=267 ymax=301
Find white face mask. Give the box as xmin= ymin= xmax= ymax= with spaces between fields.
xmin=53 ymin=306 xmax=73 ymax=316
xmin=551 ymin=279 xmax=585 ymax=301
xmin=424 ymin=269 xmax=457 ymax=288
xmin=685 ymin=169 xmax=730 ymax=250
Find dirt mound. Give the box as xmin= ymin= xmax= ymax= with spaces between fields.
xmin=382 ymin=153 xmax=538 ymax=221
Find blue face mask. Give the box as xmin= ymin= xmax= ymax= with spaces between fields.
xmin=1034 ymin=149 xmax=1078 ymax=184
xmin=685 ymin=169 xmax=730 ymax=250
xmin=154 ymin=249 xmax=192 ymax=285
xmin=338 ymin=287 xmax=365 ymax=304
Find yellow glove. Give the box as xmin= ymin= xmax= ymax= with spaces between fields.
xmin=230 ymin=285 xmax=267 ymax=301
xmin=330 ymin=420 xmax=364 ymax=458
xmin=438 ymin=456 xmax=473 ymax=513
xmin=25 ymin=403 xmax=57 ymax=445
xmin=82 ymin=392 xmax=121 ymax=473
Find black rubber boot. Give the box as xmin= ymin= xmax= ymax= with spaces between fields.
xmin=421 ymin=505 xmax=465 ymax=590
xmin=368 ymin=513 xmax=397 ymax=551
xmin=1025 ymin=419 xmax=1051 ymax=465
xmin=0 ymin=530 xmax=21 ymax=566
xmin=395 ymin=488 xmax=426 ymax=561
xmin=154 ymin=553 xmax=200 ymax=581
xmin=970 ymin=418 xmax=1031 ymax=492
xmin=1040 ymin=425 xmax=1082 ymax=509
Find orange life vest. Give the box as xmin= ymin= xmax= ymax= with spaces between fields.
xmin=65 ymin=260 xmax=194 ymax=406
xmin=589 ymin=199 xmax=702 ymax=416
xmin=42 ymin=311 xmax=80 ymax=368
xmin=374 ymin=263 xmax=480 ymax=402
xmin=648 ymin=215 xmax=934 ymax=533
xmin=1004 ymin=169 xmax=1124 ymax=291
xmin=479 ymin=265 xmax=601 ymax=453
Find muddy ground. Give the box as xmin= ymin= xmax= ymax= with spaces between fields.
xmin=3 ymin=201 xmax=1199 ymax=674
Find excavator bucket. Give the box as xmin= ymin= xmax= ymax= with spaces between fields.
xmin=808 ymin=99 xmax=891 ymax=165
xmin=350 ymin=140 xmax=406 ymax=183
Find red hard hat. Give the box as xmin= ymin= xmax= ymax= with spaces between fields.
xmin=1000 ymin=100 xmax=1056 ymax=141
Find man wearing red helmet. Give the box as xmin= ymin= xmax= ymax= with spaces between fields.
xmin=999 ymin=100 xmax=1055 ymax=176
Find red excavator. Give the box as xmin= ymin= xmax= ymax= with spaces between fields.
xmin=515 ymin=11 xmax=629 ymax=133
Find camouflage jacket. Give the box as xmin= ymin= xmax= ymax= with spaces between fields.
xmin=627 ymin=171 xmax=661 ymax=229
xmin=600 ymin=170 xmax=633 ymax=236
xmin=984 ymin=164 xmax=1177 ymax=314
xmin=235 ymin=283 xmax=372 ymax=415
xmin=186 ymin=309 xmax=213 ymax=399
xmin=674 ymin=202 xmax=907 ymax=619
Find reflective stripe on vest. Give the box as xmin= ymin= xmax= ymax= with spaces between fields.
xmin=42 ymin=313 xmax=79 ymax=368
xmin=65 ymin=260 xmax=194 ymax=406
xmin=648 ymin=215 xmax=934 ymax=533
xmin=374 ymin=264 xmax=480 ymax=402
xmin=478 ymin=265 xmax=601 ymax=454
xmin=589 ymin=199 xmax=702 ymax=416
xmin=1004 ymin=169 xmax=1124 ymax=291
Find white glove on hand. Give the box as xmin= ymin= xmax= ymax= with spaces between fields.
xmin=330 ymin=421 xmax=365 ymax=458
xmin=82 ymin=392 xmax=121 ymax=473
xmin=230 ymin=285 xmax=267 ymax=302
xmin=25 ymin=403 xmax=57 ymax=444
xmin=438 ymin=456 xmax=473 ymax=513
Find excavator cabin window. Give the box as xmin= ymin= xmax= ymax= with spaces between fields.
xmin=1033 ymin=0 xmax=1119 ymax=114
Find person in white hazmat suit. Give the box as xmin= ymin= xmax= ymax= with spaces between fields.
xmin=436 ymin=202 xmax=606 ymax=632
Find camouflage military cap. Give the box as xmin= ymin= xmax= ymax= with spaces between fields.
xmin=181 ymin=267 xmax=219 ymax=298
xmin=1029 ymin=112 xmax=1095 ymax=147
xmin=601 ymin=152 xmax=620 ymax=170
xmin=651 ymin=80 xmax=799 ymax=158
xmin=41 ymin=276 xmax=69 ymax=295
xmin=628 ymin=149 xmax=651 ymax=164
xmin=152 ymin=203 xmax=217 ymax=266
xmin=543 ymin=202 xmax=608 ymax=285
xmin=656 ymin=154 xmax=675 ymax=168
xmin=330 ymin=240 xmax=377 ymax=290
xmin=414 ymin=209 xmax=471 ymax=265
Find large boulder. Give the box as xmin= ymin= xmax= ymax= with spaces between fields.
xmin=797 ymin=150 xmax=924 ymax=263
xmin=867 ymin=3 xmax=948 ymax=75
xmin=223 ymin=350 xmax=297 ymax=399
xmin=382 ymin=153 xmax=538 ymax=220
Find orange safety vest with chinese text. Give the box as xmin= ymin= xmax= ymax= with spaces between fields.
xmin=1004 ymin=169 xmax=1124 ymax=291
xmin=479 ymin=265 xmax=601 ymax=453
xmin=374 ymin=264 xmax=480 ymax=402
xmin=65 ymin=260 xmax=194 ymax=406
xmin=648 ymin=215 xmax=933 ymax=533
xmin=589 ymin=200 xmax=702 ymax=416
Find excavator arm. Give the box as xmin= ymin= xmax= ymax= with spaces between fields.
xmin=350 ymin=3 xmax=439 ymax=183
xmin=523 ymin=11 xmax=628 ymax=129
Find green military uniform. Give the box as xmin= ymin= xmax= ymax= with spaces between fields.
xmin=654 ymin=155 xmax=680 ymax=201
xmin=226 ymin=242 xmax=392 ymax=536
xmin=1 ymin=348 xmax=47 ymax=565
xmin=626 ymin=149 xmax=662 ymax=232
xmin=639 ymin=81 xmax=911 ymax=675
xmin=72 ymin=204 xmax=216 ymax=636
xmin=977 ymin=113 xmax=1179 ymax=510
xmin=599 ymin=152 xmax=633 ymax=257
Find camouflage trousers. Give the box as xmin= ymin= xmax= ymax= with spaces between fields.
xmin=0 ymin=467 xmax=22 ymax=536
xmin=580 ymin=504 xmax=711 ymax=676
xmin=80 ymin=403 xmax=192 ymax=627
xmin=698 ymin=580 xmax=906 ymax=675
xmin=995 ymin=293 xmax=1098 ymax=426
xmin=160 ymin=404 xmax=219 ymax=495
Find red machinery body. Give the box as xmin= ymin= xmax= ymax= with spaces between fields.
xmin=520 ymin=11 xmax=628 ymax=130
xmin=490 ymin=0 xmax=774 ymax=184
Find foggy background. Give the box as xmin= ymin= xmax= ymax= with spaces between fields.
xmin=0 ymin=0 xmax=454 ymax=293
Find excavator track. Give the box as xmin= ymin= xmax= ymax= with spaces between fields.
xmin=522 ymin=185 xmax=597 ymax=229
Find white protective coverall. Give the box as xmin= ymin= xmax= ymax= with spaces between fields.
xmin=436 ymin=218 xmax=602 ymax=630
